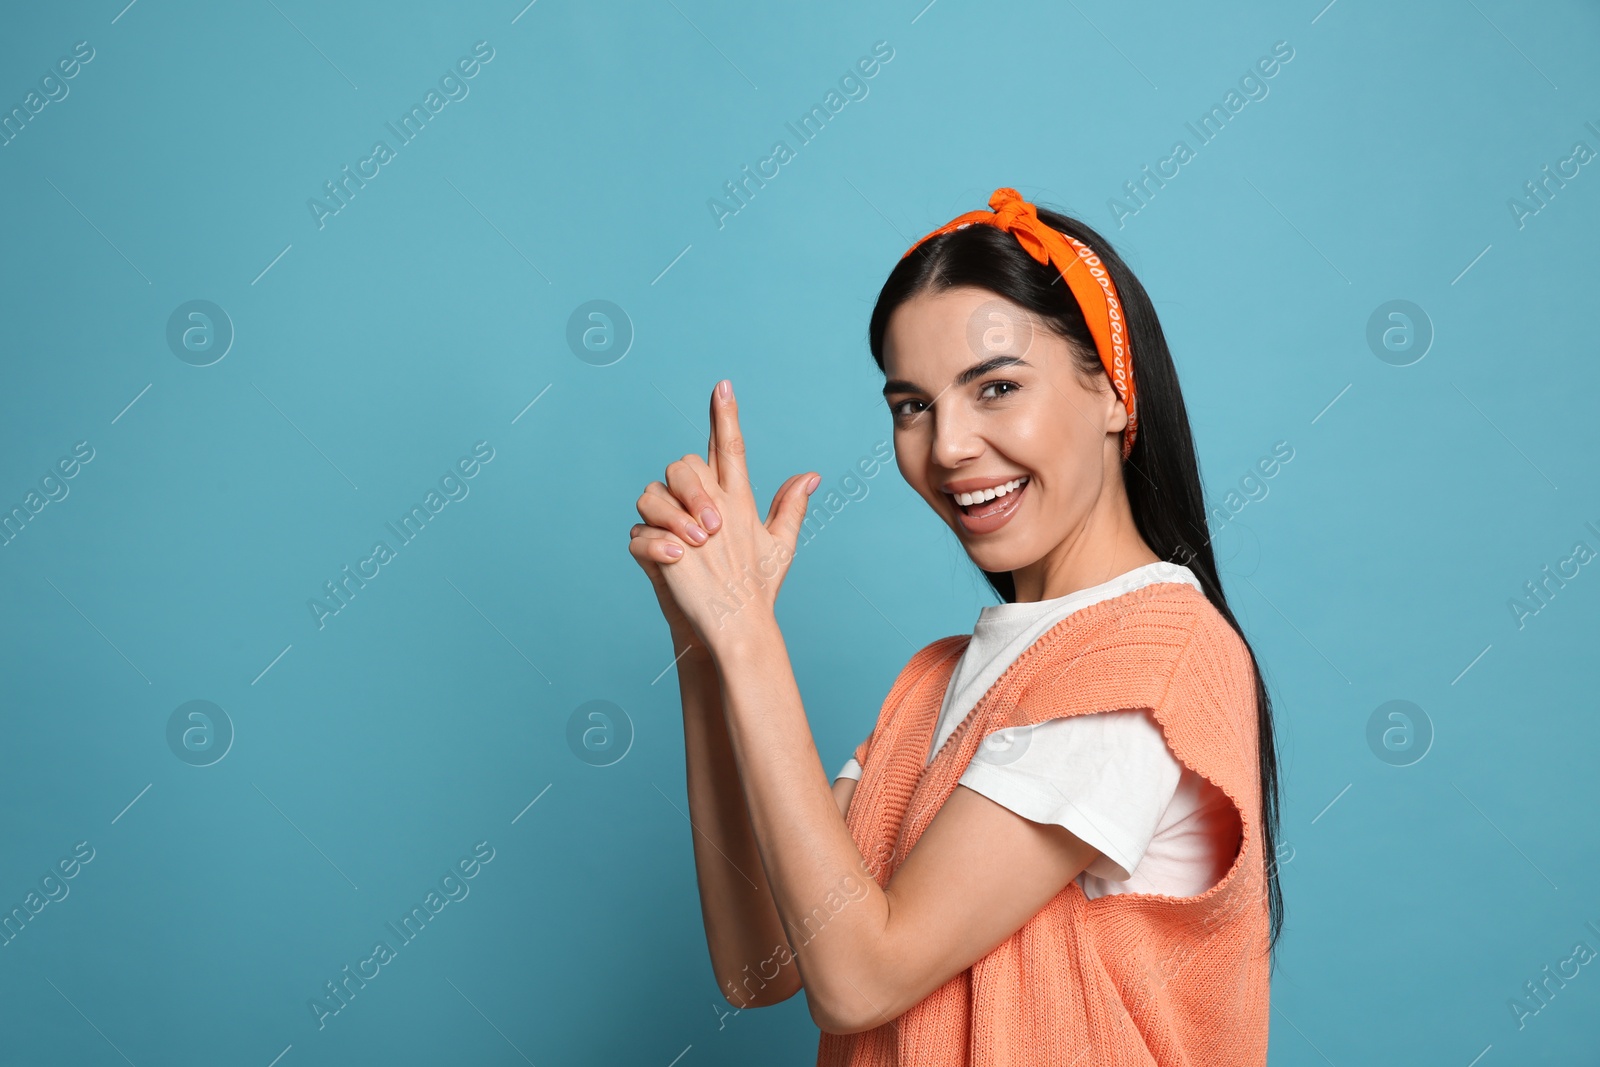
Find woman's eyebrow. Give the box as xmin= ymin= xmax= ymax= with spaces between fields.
xmin=881 ymin=354 xmax=1032 ymax=398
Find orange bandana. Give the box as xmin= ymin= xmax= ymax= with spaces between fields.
xmin=901 ymin=187 xmax=1138 ymax=460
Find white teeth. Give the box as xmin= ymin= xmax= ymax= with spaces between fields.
xmin=953 ymin=476 xmax=1027 ymax=507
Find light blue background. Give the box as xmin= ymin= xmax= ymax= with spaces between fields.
xmin=2 ymin=0 xmax=1597 ymax=1063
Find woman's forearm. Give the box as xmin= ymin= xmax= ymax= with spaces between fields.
xmin=710 ymin=616 xmax=890 ymax=1034
xmin=676 ymin=635 xmax=804 ymax=1009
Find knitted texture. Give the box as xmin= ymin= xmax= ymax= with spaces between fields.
xmin=815 ymin=580 xmax=1270 ymax=1067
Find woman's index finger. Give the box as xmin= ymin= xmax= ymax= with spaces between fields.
xmin=710 ymin=379 xmax=751 ymax=495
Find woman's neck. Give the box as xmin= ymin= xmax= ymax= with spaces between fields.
xmin=1010 ymin=536 xmax=1161 ymax=603
xmin=1008 ymin=474 xmax=1158 ymax=603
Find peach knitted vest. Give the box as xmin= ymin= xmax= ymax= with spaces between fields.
xmin=815 ymin=580 xmax=1271 ymax=1067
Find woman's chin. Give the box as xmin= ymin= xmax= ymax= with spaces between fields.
xmin=963 ymin=542 xmax=1029 ymax=575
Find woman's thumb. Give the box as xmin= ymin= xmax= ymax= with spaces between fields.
xmin=773 ymin=472 xmax=822 ymax=545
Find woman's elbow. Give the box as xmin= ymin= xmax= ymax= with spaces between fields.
xmin=811 ymin=998 xmax=895 ymax=1036
xmin=807 ymin=977 xmax=898 ymax=1036
xmin=720 ymin=965 xmax=802 ymax=1011
xmin=809 ymin=995 xmax=859 ymax=1036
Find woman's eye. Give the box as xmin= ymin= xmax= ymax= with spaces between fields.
xmin=891 ymin=399 xmax=925 ymax=419
xmin=980 ymin=380 xmax=1019 ymax=400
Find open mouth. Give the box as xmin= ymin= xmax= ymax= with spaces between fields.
xmin=946 ymin=476 xmax=1030 ymax=534
xmin=950 ymin=475 xmax=1030 ymax=516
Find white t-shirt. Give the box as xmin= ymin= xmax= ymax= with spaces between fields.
xmin=834 ymin=561 xmax=1242 ymax=900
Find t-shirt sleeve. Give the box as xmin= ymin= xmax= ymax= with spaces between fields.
xmin=956 ymin=708 xmax=1183 ymax=882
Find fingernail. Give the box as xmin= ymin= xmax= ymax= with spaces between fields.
xmin=806 ymin=473 xmax=821 ymax=493
xmin=700 ymin=507 xmax=720 ymax=531
xmin=719 ymin=379 xmax=732 ymax=399
xmin=685 ymin=524 xmax=707 ymax=544
xmin=663 ymin=543 xmax=683 ymax=558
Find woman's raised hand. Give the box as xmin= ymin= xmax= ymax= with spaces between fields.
xmin=628 ymin=379 xmax=820 ymax=654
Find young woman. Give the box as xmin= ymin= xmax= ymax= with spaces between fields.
xmin=628 ymin=187 xmax=1284 ymax=1065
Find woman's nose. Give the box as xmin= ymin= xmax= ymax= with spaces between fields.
xmin=930 ymin=406 xmax=983 ymax=467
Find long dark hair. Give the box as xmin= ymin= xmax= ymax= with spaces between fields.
xmin=866 ymin=198 xmax=1285 ymax=967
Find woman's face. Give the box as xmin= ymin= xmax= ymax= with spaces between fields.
xmin=881 ymin=285 xmax=1130 ymax=579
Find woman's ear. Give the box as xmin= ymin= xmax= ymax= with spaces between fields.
xmin=1105 ymin=386 xmax=1130 ymax=434
xmin=1082 ymin=363 xmax=1127 ymax=434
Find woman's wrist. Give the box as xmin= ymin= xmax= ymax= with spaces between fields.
xmin=669 ymin=627 xmax=717 ymax=672
xmin=674 ymin=641 xmax=724 ymax=716
xmin=705 ymin=610 xmax=783 ymax=681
